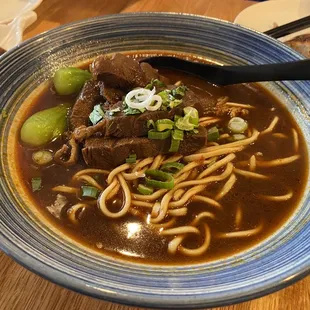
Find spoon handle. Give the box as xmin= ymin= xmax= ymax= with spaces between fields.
xmin=219 ymin=59 xmax=310 ymax=85
xmin=142 ymin=56 xmax=310 ymax=86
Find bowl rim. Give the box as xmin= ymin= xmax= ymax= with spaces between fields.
xmin=0 ymin=12 xmax=309 ymax=309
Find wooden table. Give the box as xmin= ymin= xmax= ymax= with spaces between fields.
xmin=1 ymin=1 xmax=309 ymax=309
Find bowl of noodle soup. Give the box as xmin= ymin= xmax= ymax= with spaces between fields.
xmin=0 ymin=13 xmax=309 ymax=309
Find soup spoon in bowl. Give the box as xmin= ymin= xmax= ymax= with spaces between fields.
xmin=142 ymin=56 xmax=310 ymax=86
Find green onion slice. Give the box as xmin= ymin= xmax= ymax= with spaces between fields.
xmin=169 ymin=138 xmax=181 ymax=153
xmin=184 ymin=106 xmax=199 ymax=126
xmin=172 ymin=129 xmax=184 ymax=141
xmin=161 ymin=162 xmax=184 ymax=174
xmin=147 ymin=119 xmax=155 ymax=129
xmin=126 ymin=154 xmax=137 ymax=164
xmin=89 ymin=104 xmax=105 ymax=125
xmin=31 ymin=177 xmax=42 ymax=192
xmin=145 ymin=170 xmax=174 ymax=189
xmin=228 ymin=117 xmax=248 ymax=134
xmin=32 ymin=150 xmax=53 ymax=166
xmin=145 ymin=79 xmax=166 ymax=90
xmin=174 ymin=115 xmax=182 ymax=122
xmin=148 ymin=129 xmax=171 ymax=140
xmin=175 ymin=116 xmax=195 ymax=131
xmin=137 ymin=184 xmax=154 ymax=195
xmin=207 ymin=126 xmax=220 ymax=142
xmin=81 ymin=186 xmax=100 ymax=199
xmin=156 ymin=119 xmax=174 ymax=132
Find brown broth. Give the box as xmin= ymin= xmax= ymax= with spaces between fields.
xmin=16 ymin=55 xmax=309 ymax=265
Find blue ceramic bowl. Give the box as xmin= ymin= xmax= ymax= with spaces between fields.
xmin=0 ymin=13 xmax=309 ymax=309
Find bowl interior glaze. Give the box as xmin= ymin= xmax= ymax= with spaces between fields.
xmin=0 ymin=13 xmax=309 ymax=309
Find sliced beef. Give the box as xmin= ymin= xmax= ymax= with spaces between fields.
xmin=104 ymin=98 xmax=193 ymax=138
xmin=70 ymin=80 xmax=101 ymax=130
xmin=82 ymin=127 xmax=207 ymax=169
xmin=91 ymin=53 xmax=147 ymax=89
xmin=91 ymin=53 xmax=169 ymax=90
xmin=70 ymin=80 xmax=126 ymax=131
xmin=98 ymin=81 xmax=125 ymax=105
xmin=140 ymin=62 xmax=160 ymax=81
xmin=73 ymin=87 xmax=217 ymax=141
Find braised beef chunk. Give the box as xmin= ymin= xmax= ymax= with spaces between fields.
xmin=104 ymin=105 xmax=186 ymax=138
xmin=70 ymin=80 xmax=101 ymax=130
xmin=73 ymin=87 xmax=216 ymax=140
xmin=140 ymin=62 xmax=160 ymax=81
xmin=82 ymin=127 xmax=207 ymax=169
xmin=91 ymin=53 xmax=147 ymax=89
xmin=98 ymin=81 xmax=125 ymax=105
xmin=91 ymin=53 xmax=170 ymax=91
xmin=183 ymin=88 xmax=217 ymax=116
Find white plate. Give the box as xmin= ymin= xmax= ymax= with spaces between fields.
xmin=0 ymin=0 xmax=42 ymax=24
xmin=234 ymin=0 xmax=310 ymax=42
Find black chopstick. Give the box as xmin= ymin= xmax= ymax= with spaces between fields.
xmin=264 ymin=15 xmax=310 ymax=39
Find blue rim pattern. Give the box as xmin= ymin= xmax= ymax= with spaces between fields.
xmin=0 ymin=13 xmax=309 ymax=309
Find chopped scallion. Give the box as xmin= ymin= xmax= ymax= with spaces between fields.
xmin=89 ymin=104 xmax=105 ymax=125
xmin=137 ymin=184 xmax=154 ymax=195
xmin=183 ymin=106 xmax=199 ymax=126
xmin=207 ymin=126 xmax=220 ymax=142
xmin=174 ymin=115 xmax=182 ymax=122
xmin=157 ymin=90 xmax=170 ymax=103
xmin=175 ymin=116 xmax=195 ymax=131
xmin=228 ymin=117 xmax=248 ymax=134
xmin=172 ymin=129 xmax=184 ymax=141
xmin=156 ymin=119 xmax=174 ymax=131
xmin=169 ymin=138 xmax=181 ymax=153
xmin=126 ymin=154 xmax=137 ymax=163
xmin=147 ymin=119 xmax=155 ymax=129
xmin=81 ymin=186 xmax=100 ymax=199
xmin=32 ymin=150 xmax=53 ymax=166
xmin=145 ymin=170 xmax=174 ymax=189
xmin=171 ymin=86 xmax=188 ymax=98
xmin=161 ymin=162 xmax=184 ymax=174
xmin=145 ymin=79 xmax=166 ymax=90
xmin=31 ymin=177 xmax=42 ymax=192
xmin=148 ymin=129 xmax=171 ymax=140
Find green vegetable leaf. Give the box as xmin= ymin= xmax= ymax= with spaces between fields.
xmin=89 ymin=104 xmax=105 ymax=125
xmin=157 ymin=90 xmax=170 ymax=104
xmin=169 ymin=99 xmax=182 ymax=109
xmin=145 ymin=79 xmax=166 ymax=90
xmin=171 ymin=86 xmax=188 ymax=98
xmin=123 ymin=105 xmax=145 ymax=115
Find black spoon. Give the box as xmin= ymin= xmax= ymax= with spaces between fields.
xmin=141 ymin=57 xmax=310 ymax=86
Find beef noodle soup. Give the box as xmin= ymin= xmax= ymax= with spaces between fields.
xmin=16 ymin=52 xmax=308 ymax=264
